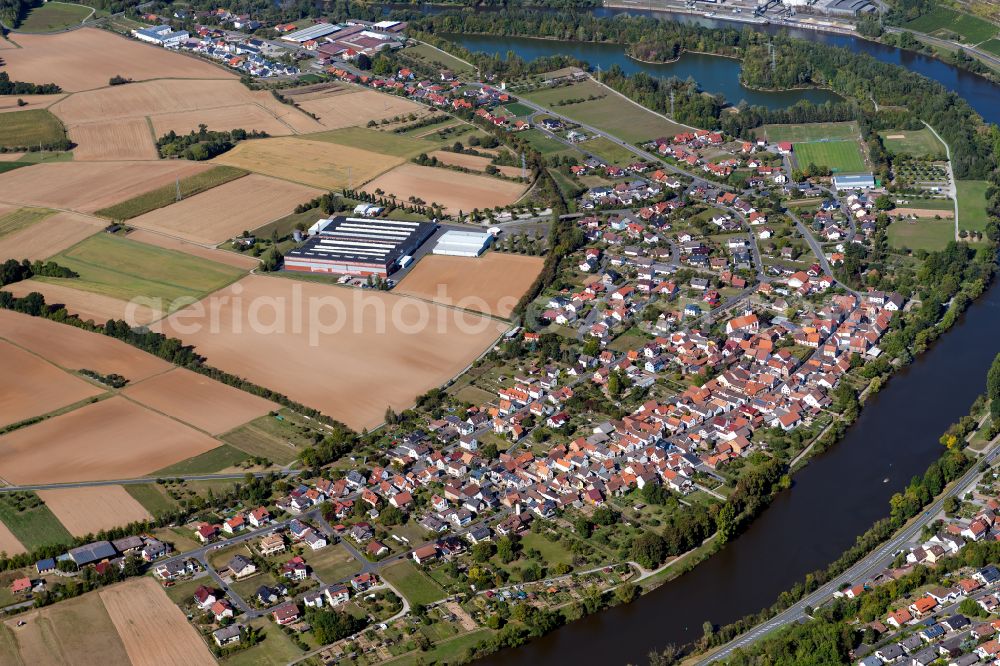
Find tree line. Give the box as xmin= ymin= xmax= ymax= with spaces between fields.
xmin=156 ymin=125 xmax=268 ymax=160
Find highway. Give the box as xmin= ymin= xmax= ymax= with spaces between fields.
xmin=695 ymin=440 xmax=1000 ymax=664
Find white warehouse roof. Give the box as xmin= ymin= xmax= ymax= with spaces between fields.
xmin=432 ymin=230 xmax=493 ymax=257
xmin=281 ymin=23 xmax=340 ymax=43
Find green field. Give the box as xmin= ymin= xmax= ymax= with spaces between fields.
xmin=761 ymin=121 xmax=858 ymax=143
xmin=303 ymin=126 xmax=439 ymax=157
xmin=0 ymin=494 xmax=73 ymax=551
xmin=17 ymin=1 xmax=92 ymax=32
xmin=793 ymin=140 xmax=866 ymax=173
xmin=220 ymin=411 xmax=311 ymax=465
xmin=957 ymin=180 xmax=990 ymax=232
xmin=904 ymin=7 xmax=997 ymax=43
xmin=879 ymin=128 xmax=945 ymax=158
xmin=308 ymin=543 xmax=363 ymax=583
xmin=382 ymin=629 xmax=495 ymax=666
xmin=122 ymin=484 xmax=179 ymax=518
xmin=519 ymin=128 xmax=573 ymax=156
xmin=0 ymin=109 xmax=66 ymax=148
xmin=94 ymin=166 xmax=248 ymax=220
xmin=0 ymin=207 xmax=56 ymax=239
xmin=220 ymin=618 xmax=306 ymax=666
xmin=153 ymin=444 xmax=250 ymax=476
xmin=583 ymin=136 xmax=638 ymax=166
xmin=980 ymin=38 xmax=1000 ymax=56
xmin=381 ymin=560 xmax=446 ymax=606
xmin=40 ymin=233 xmax=246 ymax=306
xmin=500 ymin=102 xmax=534 ymax=117
xmin=887 ymin=218 xmax=954 ymax=251
xmin=525 ymin=79 xmax=684 ymax=143
xmin=401 ymin=43 xmax=477 ymax=78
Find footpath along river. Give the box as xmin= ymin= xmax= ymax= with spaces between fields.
xmin=450 ymin=12 xmax=1000 ymax=665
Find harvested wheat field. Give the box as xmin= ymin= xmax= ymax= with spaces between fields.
xmin=0 ymin=152 xmax=23 ymax=161
xmin=0 ymin=522 xmax=25 ymax=556
xmin=127 ymin=174 xmax=322 ymax=244
xmin=38 ymin=486 xmax=152 ymax=537
xmin=68 ymin=118 xmax=158 ymax=161
xmin=1 ymin=29 xmax=232 ymax=92
xmin=158 ymin=275 xmax=507 ymax=430
xmin=101 ymin=577 xmax=215 ymax=666
xmin=429 ymin=150 xmax=521 ymax=178
xmin=1 ymin=587 xmax=131 ymax=666
xmin=366 ymin=163 xmax=527 ymax=214
xmin=127 ymin=229 xmax=259 ymax=269
xmin=892 ymin=207 xmax=955 ymax=218
xmin=0 ymin=210 xmax=103 ymax=260
xmin=0 ymin=160 xmax=209 ymax=212
xmin=0 ymin=309 xmax=170 ymax=381
xmin=2 ymin=279 xmax=163 ymax=326
xmin=215 ymin=136 xmax=402 ymax=190
xmin=0 ymin=93 xmax=66 ymax=113
xmin=124 ymin=367 xmax=276 ymax=435
xmin=293 ymin=88 xmax=425 ymax=129
xmin=0 ymin=339 xmax=102 ymax=428
xmin=0 ymin=396 xmax=222 ymax=484
xmin=397 ymin=253 xmax=544 ymax=318
xmin=151 ymin=104 xmax=295 ymax=138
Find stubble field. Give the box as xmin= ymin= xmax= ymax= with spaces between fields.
xmin=366 ymin=163 xmax=528 ymax=213
xmin=0 ymin=93 xmax=67 ymax=113
xmin=123 ymin=367 xmax=276 ymax=435
xmin=0 ymin=396 xmax=222 ymax=484
xmin=150 ymin=103 xmax=298 ymax=138
xmin=0 ymin=339 xmax=102 ymax=428
xmin=125 ymin=229 xmax=260 ymax=269
xmin=0 ymin=522 xmax=25 ymax=556
xmin=0 ymin=210 xmax=103 ymax=260
xmin=67 ymin=118 xmax=158 ymax=161
xmin=2 ymin=278 xmax=163 ymax=325
xmin=397 ymin=253 xmax=544 ymax=318
xmin=38 ymin=486 xmax=153 ymax=537
xmin=290 ymin=87 xmax=425 ymax=129
xmin=100 ymin=577 xmax=216 ymax=666
xmin=429 ymin=150 xmax=521 ymax=178
xmin=126 ymin=174 xmax=322 ymax=244
xmin=1 ymin=29 xmax=233 ymax=92
xmin=157 ymin=275 xmax=508 ymax=430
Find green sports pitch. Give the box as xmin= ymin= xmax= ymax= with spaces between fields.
xmin=793 ymin=140 xmax=866 ymax=173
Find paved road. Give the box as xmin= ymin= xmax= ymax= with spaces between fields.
xmin=786 ymin=208 xmax=861 ymax=297
xmin=696 ymin=440 xmax=1000 ymax=664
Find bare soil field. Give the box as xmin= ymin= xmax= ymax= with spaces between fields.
xmin=215 ymin=136 xmax=402 ymax=190
xmin=126 ymin=229 xmax=259 ymax=269
xmin=127 ymin=174 xmax=322 ymax=244
xmin=0 ymin=396 xmax=222 ymax=484
xmin=2 ymin=279 xmax=162 ymax=326
xmin=68 ymin=118 xmax=158 ymax=161
xmin=293 ymin=88 xmax=426 ymax=129
xmin=100 ymin=577 xmax=216 ymax=666
xmin=124 ymin=367 xmax=276 ymax=435
xmin=158 ymin=275 xmax=507 ymax=430
xmin=0 ymin=161 xmax=209 ymax=212
xmin=0 ymin=309 xmax=170 ymax=381
xmin=0 ymin=153 xmax=23 ymax=160
xmin=38 ymin=486 xmax=152 ymax=537
xmin=0 ymin=339 xmax=102 ymax=428
xmin=0 ymin=522 xmax=25 ymax=556
xmin=0 ymin=93 xmax=66 ymax=113
xmin=429 ymin=150 xmax=521 ymax=178
xmin=150 ymin=104 xmax=295 ymax=138
xmin=0 ymin=210 xmax=103 ymax=260
xmin=1 ymin=588 xmax=131 ymax=666
xmin=1 ymin=29 xmax=233 ymax=92
xmin=891 ymin=207 xmax=955 ymax=218
xmin=366 ymin=163 xmax=527 ymax=214
xmin=395 ymin=253 xmax=544 ymax=318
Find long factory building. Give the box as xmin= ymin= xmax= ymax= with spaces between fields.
xmin=284 ymin=216 xmax=437 ymax=277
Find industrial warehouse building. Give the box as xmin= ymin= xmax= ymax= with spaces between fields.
xmin=431 ymin=230 xmax=495 ymax=257
xmin=832 ymin=173 xmax=876 ymax=191
xmin=285 ymin=216 xmax=436 ymax=277
xmin=281 ymin=22 xmax=341 ymax=43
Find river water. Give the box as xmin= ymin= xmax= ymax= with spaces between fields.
xmin=441 ymin=10 xmax=1000 ymax=665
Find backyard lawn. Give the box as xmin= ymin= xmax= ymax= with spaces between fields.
xmin=381 ymin=560 xmax=446 ymax=606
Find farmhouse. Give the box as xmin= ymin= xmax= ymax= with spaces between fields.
xmin=431 ymin=229 xmax=495 ymax=257
xmin=286 ymin=216 xmax=436 ymax=277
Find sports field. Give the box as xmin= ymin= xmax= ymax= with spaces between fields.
xmin=0 ymin=109 xmax=66 ymax=147
xmin=957 ymin=180 xmax=990 ymax=232
xmin=157 ymin=275 xmax=508 ymax=430
xmin=903 ymin=7 xmax=997 ymax=43
xmin=793 ymin=140 xmax=866 ymax=173
xmin=42 ymin=233 xmax=245 ymax=308
xmin=887 ymin=218 xmax=954 ymax=251
xmin=760 ymin=121 xmax=858 ymax=143
xmin=879 ymin=128 xmax=945 ymax=158
xmin=525 ymin=78 xmax=685 ymax=143
xmin=16 ymin=2 xmax=92 ymax=32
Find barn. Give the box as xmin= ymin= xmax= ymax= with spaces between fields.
xmin=285 ymin=216 xmax=436 ymax=277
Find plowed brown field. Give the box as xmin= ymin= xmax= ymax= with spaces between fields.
xmin=0 ymin=339 xmax=102 ymax=428
xmin=68 ymin=118 xmax=158 ymax=161
xmin=38 ymin=486 xmax=152 ymax=537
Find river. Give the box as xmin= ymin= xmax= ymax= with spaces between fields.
xmin=442 ymin=10 xmax=1000 ymax=666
